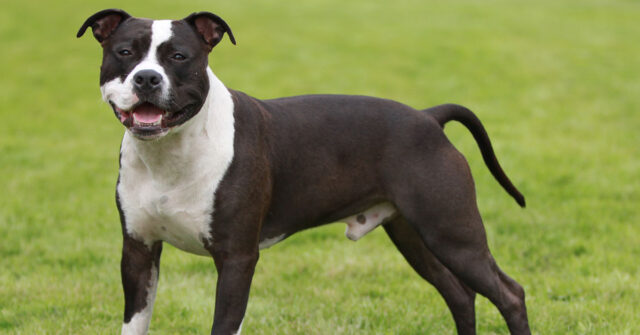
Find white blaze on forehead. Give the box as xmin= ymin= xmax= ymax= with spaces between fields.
xmin=148 ymin=20 xmax=173 ymax=64
xmin=151 ymin=20 xmax=173 ymax=46
xmin=125 ymin=20 xmax=174 ymax=99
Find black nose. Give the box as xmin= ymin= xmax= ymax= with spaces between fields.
xmin=133 ymin=70 xmax=163 ymax=92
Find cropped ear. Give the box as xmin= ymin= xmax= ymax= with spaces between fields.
xmin=184 ymin=12 xmax=236 ymax=51
xmin=77 ymin=9 xmax=131 ymax=44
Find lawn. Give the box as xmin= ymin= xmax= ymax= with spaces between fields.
xmin=1 ymin=0 xmax=639 ymax=334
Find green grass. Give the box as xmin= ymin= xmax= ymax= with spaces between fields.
xmin=1 ymin=0 xmax=639 ymax=333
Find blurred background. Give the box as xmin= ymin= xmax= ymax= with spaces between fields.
xmin=1 ymin=0 xmax=638 ymax=333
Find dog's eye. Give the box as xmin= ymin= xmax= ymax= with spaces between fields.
xmin=171 ymin=53 xmax=186 ymax=61
xmin=118 ymin=49 xmax=132 ymax=57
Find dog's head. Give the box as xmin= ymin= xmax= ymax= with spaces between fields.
xmin=78 ymin=9 xmax=235 ymax=140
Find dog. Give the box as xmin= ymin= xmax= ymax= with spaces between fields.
xmin=77 ymin=9 xmax=531 ymax=335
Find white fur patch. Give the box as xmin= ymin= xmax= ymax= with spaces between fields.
xmin=117 ymin=69 xmax=235 ymax=254
xmin=100 ymin=77 xmax=138 ymax=111
xmin=121 ymin=265 xmax=158 ymax=335
xmin=258 ymin=234 xmax=286 ymax=250
xmin=233 ymin=317 xmax=244 ymax=335
xmin=128 ymin=20 xmax=173 ymax=100
xmin=342 ymin=202 xmax=397 ymax=241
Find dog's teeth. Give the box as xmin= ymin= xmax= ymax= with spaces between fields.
xmin=133 ymin=115 xmax=162 ymax=127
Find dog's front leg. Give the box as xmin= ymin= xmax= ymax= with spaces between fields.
xmin=209 ymin=249 xmax=258 ymax=335
xmin=120 ymin=236 xmax=162 ymax=335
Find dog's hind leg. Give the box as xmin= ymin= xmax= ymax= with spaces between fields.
xmin=383 ymin=216 xmax=477 ymax=335
xmin=413 ymin=218 xmax=530 ymax=335
xmin=389 ymin=149 xmax=530 ymax=334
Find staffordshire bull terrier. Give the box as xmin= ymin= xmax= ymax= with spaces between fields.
xmin=77 ymin=9 xmax=530 ymax=335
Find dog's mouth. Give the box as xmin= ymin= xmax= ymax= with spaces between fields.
xmin=111 ymin=101 xmax=199 ymax=140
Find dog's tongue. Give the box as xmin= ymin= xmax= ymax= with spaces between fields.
xmin=133 ymin=103 xmax=164 ymax=124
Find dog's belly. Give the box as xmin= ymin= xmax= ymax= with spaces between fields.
xmin=259 ymin=202 xmax=398 ymax=250
xmin=340 ymin=202 xmax=397 ymax=241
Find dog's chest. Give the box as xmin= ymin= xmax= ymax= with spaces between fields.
xmin=117 ymin=132 xmax=234 ymax=256
xmin=115 ymin=76 xmax=235 ymax=255
xmin=118 ymin=167 xmax=216 ymax=256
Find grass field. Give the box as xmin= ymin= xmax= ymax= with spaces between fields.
xmin=1 ymin=0 xmax=639 ymax=334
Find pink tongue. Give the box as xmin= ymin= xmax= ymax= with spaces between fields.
xmin=133 ymin=104 xmax=163 ymax=123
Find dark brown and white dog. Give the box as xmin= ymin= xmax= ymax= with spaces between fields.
xmin=77 ymin=9 xmax=531 ymax=335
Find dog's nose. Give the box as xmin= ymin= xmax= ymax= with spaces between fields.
xmin=133 ymin=70 xmax=163 ymax=92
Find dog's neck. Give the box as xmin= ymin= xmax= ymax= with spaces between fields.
xmin=120 ymin=68 xmax=235 ymax=191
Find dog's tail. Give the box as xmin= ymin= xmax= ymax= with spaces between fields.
xmin=425 ymin=104 xmax=526 ymax=208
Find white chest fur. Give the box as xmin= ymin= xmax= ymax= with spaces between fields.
xmin=117 ymin=70 xmax=235 ymax=255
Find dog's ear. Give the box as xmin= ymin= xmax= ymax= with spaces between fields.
xmin=77 ymin=9 xmax=131 ymax=44
xmin=183 ymin=12 xmax=236 ymax=51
